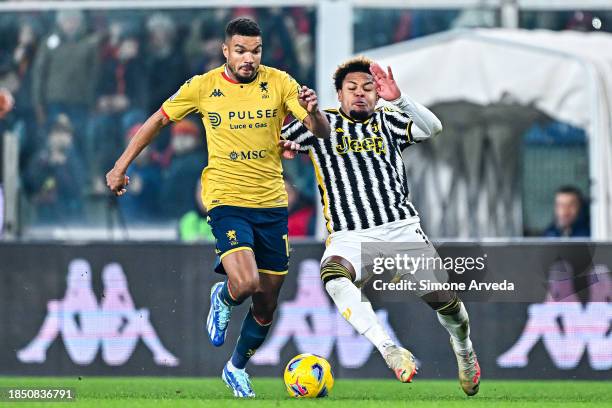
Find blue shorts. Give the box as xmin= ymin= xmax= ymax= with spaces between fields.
xmin=208 ymin=205 xmax=289 ymax=275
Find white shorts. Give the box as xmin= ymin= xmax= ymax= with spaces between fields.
xmin=321 ymin=217 xmax=448 ymax=295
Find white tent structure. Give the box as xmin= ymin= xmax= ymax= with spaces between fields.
xmin=366 ymin=28 xmax=612 ymax=239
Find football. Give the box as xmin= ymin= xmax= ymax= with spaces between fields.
xmin=283 ymin=353 xmax=334 ymax=398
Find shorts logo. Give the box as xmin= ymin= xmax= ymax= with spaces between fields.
xmin=209 ymin=89 xmax=225 ymax=97
xmin=208 ymin=112 xmax=221 ymax=128
xmin=226 ymin=230 xmax=238 ymax=245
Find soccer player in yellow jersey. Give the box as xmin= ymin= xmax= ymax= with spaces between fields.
xmin=106 ymin=18 xmax=329 ymax=397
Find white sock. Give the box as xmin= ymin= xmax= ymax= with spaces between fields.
xmin=226 ymin=360 xmax=244 ymax=372
xmin=325 ymin=277 xmax=395 ymax=355
xmin=437 ymin=302 xmax=473 ymax=353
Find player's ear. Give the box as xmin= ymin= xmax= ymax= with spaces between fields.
xmin=336 ymin=89 xmax=342 ymax=103
xmin=222 ymin=42 xmax=228 ymax=59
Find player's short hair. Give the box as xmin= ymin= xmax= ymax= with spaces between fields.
xmin=225 ymin=17 xmax=262 ymax=39
xmin=333 ymin=56 xmax=374 ymax=90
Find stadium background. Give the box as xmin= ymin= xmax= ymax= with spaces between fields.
xmin=0 ymin=0 xmax=610 ymax=396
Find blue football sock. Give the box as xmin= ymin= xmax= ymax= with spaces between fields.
xmin=231 ymin=308 xmax=271 ymax=369
xmin=218 ymin=280 xmax=241 ymax=307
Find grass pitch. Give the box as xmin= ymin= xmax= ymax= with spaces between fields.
xmin=0 ymin=377 xmax=608 ymax=407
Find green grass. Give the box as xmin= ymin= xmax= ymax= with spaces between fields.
xmin=0 ymin=377 xmax=608 ymax=407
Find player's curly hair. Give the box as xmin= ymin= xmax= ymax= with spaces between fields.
xmin=225 ymin=17 xmax=262 ymax=38
xmin=333 ymin=56 xmax=374 ymax=90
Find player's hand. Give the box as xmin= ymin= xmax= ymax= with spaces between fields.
xmin=298 ymin=86 xmax=319 ymax=114
xmin=370 ymin=63 xmax=401 ymax=101
xmin=278 ymin=140 xmax=301 ymax=159
xmin=105 ymin=167 xmax=130 ymax=196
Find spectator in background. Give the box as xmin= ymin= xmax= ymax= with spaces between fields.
xmin=184 ymin=11 xmax=226 ymax=76
xmin=11 ymin=18 xmax=42 ymax=168
xmin=23 ymin=114 xmax=86 ymax=224
xmin=159 ymin=119 xmax=206 ymax=219
xmin=145 ymin=13 xmax=188 ymax=114
xmin=179 ymin=181 xmax=214 ymax=242
xmin=0 ymin=88 xmax=14 ymax=120
xmin=544 ymin=186 xmax=590 ymax=238
xmin=117 ymin=123 xmax=161 ymax=223
xmin=145 ymin=13 xmax=188 ymax=154
xmin=88 ymin=20 xmax=147 ymax=184
xmin=31 ymin=10 xmax=101 ymax=157
xmin=285 ymin=176 xmax=315 ymax=237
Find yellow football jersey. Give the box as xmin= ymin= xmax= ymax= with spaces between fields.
xmin=161 ymin=64 xmax=308 ymax=210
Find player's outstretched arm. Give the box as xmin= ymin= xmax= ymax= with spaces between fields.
xmin=370 ymin=63 xmax=442 ymax=139
xmin=106 ymin=109 xmax=170 ymax=196
xmin=298 ymin=86 xmax=330 ymax=139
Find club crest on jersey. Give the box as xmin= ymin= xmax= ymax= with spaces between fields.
xmin=209 ymin=89 xmax=225 ymax=97
xmin=336 ymin=135 xmax=385 ymax=155
xmin=259 ymin=82 xmax=270 ymax=99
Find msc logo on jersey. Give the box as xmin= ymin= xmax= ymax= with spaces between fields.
xmin=259 ymin=82 xmax=270 ymax=99
xmin=208 ymin=112 xmax=222 ymax=128
xmin=229 ymin=150 xmax=267 ymax=161
xmin=209 ymin=89 xmax=225 ymax=97
xmin=335 ymin=135 xmax=385 ymax=155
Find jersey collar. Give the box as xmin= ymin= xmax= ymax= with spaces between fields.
xmin=339 ymin=108 xmax=373 ymax=124
xmin=222 ymin=64 xmax=259 ymax=85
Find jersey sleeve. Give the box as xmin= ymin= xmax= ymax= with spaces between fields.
xmin=281 ymin=73 xmax=308 ymax=122
xmin=281 ymin=119 xmax=316 ymax=152
xmin=382 ymin=107 xmax=415 ymax=150
xmin=160 ymin=76 xmax=201 ymax=121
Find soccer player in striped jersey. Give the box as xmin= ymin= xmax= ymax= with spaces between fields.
xmin=281 ymin=57 xmax=480 ymax=395
xmin=106 ymin=18 xmax=330 ymax=398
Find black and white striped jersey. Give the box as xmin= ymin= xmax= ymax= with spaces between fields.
xmin=282 ymin=107 xmax=430 ymax=233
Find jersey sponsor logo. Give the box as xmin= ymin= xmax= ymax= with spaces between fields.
xmin=228 ymin=109 xmax=278 ymax=120
xmin=208 ymin=112 xmax=222 ymax=128
xmin=229 ymin=149 xmax=267 ymax=161
xmin=209 ymin=88 xmax=225 ymax=97
xmin=17 ymin=259 xmax=179 ymax=367
xmin=335 ymin=135 xmax=386 ymax=155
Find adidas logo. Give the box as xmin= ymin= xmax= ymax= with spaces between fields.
xmin=209 ymin=89 xmax=225 ymax=97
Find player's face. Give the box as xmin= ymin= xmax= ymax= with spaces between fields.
xmin=338 ymin=72 xmax=379 ymax=121
xmin=223 ymin=35 xmax=262 ymax=83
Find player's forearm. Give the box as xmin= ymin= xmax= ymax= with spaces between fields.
xmin=391 ymin=93 xmax=442 ymax=138
xmin=113 ymin=110 xmax=168 ymax=172
xmin=304 ymin=110 xmax=330 ymax=139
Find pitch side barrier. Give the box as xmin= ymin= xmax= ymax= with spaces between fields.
xmin=0 ymin=240 xmax=609 ymax=379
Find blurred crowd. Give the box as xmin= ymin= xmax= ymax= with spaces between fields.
xmin=0 ymin=7 xmax=318 ymax=237
xmin=1 ymin=6 xmax=605 ymax=240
